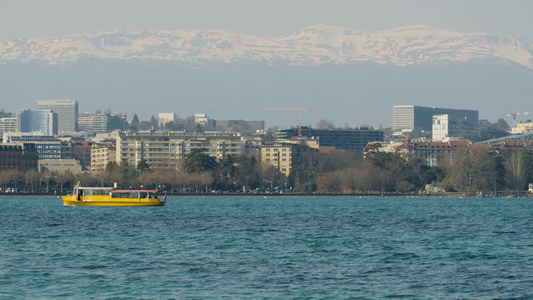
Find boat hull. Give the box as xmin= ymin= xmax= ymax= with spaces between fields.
xmin=62 ymin=196 xmax=165 ymax=206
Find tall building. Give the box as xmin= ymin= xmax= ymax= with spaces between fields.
xmin=18 ymin=109 xmax=58 ymax=135
xmin=117 ymin=131 xmax=242 ymax=171
xmin=392 ymin=105 xmax=478 ymax=132
xmin=36 ymin=99 xmax=78 ymax=132
xmin=277 ymin=127 xmax=383 ymax=153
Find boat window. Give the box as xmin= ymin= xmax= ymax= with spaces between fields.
xmin=93 ymin=190 xmax=106 ymax=195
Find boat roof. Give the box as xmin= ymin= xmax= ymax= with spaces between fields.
xmin=73 ymin=187 xmax=161 ymax=193
xmin=112 ymin=190 xmax=161 ymax=193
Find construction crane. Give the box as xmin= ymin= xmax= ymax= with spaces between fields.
xmin=267 ymin=107 xmax=310 ymax=136
xmin=507 ymin=111 xmax=533 ymax=126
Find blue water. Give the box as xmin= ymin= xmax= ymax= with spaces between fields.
xmin=1 ymin=196 xmax=533 ymax=299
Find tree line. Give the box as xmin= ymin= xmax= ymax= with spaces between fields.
xmin=2 ymin=147 xmax=533 ymax=196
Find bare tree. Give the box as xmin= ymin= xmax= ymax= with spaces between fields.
xmin=444 ymin=148 xmax=499 ymax=195
xmin=504 ymin=150 xmax=527 ymax=194
xmin=317 ymin=171 xmax=342 ymax=193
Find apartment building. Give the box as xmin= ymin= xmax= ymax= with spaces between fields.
xmin=116 ymin=131 xmax=242 ymax=171
xmin=0 ymin=143 xmax=39 ymax=172
xmin=260 ymin=143 xmax=311 ymax=177
xmin=0 ymin=118 xmax=17 ymax=135
xmin=91 ymin=142 xmax=117 ymax=172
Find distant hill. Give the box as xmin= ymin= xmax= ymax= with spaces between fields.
xmin=1 ymin=25 xmax=532 ymax=128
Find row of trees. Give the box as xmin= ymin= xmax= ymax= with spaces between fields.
xmin=2 ymin=147 xmax=533 ymax=195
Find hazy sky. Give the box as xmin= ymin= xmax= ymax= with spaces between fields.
xmin=1 ymin=0 xmax=532 ymax=42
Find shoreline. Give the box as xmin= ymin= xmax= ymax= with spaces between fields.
xmin=0 ymin=192 xmax=531 ymax=198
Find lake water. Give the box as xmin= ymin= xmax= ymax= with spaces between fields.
xmin=1 ymin=196 xmax=533 ymax=299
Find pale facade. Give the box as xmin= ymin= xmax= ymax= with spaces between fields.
xmin=117 ymin=131 xmax=242 ymax=171
xmin=158 ymin=113 xmax=177 ymax=128
xmin=511 ymin=122 xmax=533 ymax=134
xmin=260 ymin=143 xmax=309 ymax=177
xmin=78 ymin=113 xmax=108 ymax=132
xmin=91 ymin=143 xmax=117 ymax=172
xmin=432 ymin=114 xmax=449 ymax=141
xmin=0 ymin=117 xmax=18 ymax=134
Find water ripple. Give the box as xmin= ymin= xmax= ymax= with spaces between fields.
xmin=1 ymin=196 xmax=533 ymax=298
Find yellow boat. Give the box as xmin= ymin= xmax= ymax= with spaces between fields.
xmin=63 ymin=187 xmax=166 ymax=206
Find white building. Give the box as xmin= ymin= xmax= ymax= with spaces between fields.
xmin=36 ymin=99 xmax=78 ymax=133
xmin=0 ymin=118 xmax=18 ymax=135
xmin=511 ymin=122 xmax=533 ymax=135
xmin=159 ymin=113 xmax=177 ymax=128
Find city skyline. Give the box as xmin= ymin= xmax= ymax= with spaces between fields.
xmin=1 ymin=1 xmax=532 ymax=128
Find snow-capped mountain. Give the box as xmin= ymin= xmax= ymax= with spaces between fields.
xmin=1 ymin=25 xmax=532 ymax=70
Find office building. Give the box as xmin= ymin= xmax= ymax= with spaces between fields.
xmin=392 ymin=105 xmax=478 ymax=132
xmin=36 ymin=99 xmax=78 ymax=132
xmin=277 ymin=127 xmax=383 ymax=153
xmin=108 ymin=113 xmax=127 ymax=131
xmin=18 ymin=109 xmax=58 ymax=135
xmin=3 ymin=132 xmax=62 ymax=159
xmin=433 ymin=114 xmax=510 ymax=142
